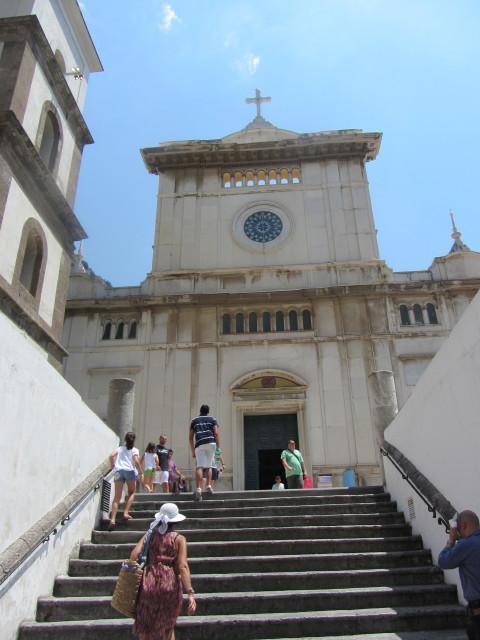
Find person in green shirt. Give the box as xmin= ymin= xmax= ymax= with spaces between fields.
xmin=280 ymin=439 xmax=307 ymax=489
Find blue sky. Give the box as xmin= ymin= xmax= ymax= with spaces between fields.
xmin=76 ymin=0 xmax=480 ymax=286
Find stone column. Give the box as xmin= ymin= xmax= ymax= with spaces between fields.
xmin=107 ymin=378 xmax=135 ymax=441
xmin=368 ymin=370 xmax=398 ymax=446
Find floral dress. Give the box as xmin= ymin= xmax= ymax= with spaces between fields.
xmin=134 ymin=530 xmax=183 ymax=639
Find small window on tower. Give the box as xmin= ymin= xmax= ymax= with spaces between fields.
xmin=413 ymin=304 xmax=424 ymax=324
xmin=280 ymin=168 xmax=289 ymax=184
xmin=302 ymin=309 xmax=312 ymax=330
xmin=426 ymin=303 xmax=438 ymax=325
xmin=291 ymin=168 xmax=301 ymax=184
xmin=115 ymin=322 xmax=125 ymax=339
xmin=235 ymin=171 xmax=243 ymax=188
xmin=399 ymin=305 xmax=410 ymax=326
xmin=276 ymin=311 xmax=285 ymax=332
xmin=262 ymin=311 xmax=271 ymax=332
xmin=268 ymin=169 xmax=277 ymax=185
xmin=222 ymin=313 xmax=231 ymax=335
xmin=102 ymin=322 xmax=112 ymax=340
xmin=128 ymin=321 xmax=137 ymax=339
xmin=249 ymin=312 xmax=258 ymax=333
xmin=257 ymin=170 xmax=266 ymax=186
xmin=223 ymin=172 xmax=231 ymax=188
xmin=289 ymin=310 xmax=298 ymax=331
xmin=235 ymin=313 xmax=244 ymax=334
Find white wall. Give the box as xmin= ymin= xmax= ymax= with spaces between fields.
xmin=1 ymin=311 xmax=118 ymax=551
xmin=384 ymin=289 xmax=480 ymax=602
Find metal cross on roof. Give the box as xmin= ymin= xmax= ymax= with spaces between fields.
xmin=245 ymin=89 xmax=271 ymax=118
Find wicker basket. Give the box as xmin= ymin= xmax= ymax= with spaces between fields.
xmin=111 ymin=559 xmax=143 ymax=618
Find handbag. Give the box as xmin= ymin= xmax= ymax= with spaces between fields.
xmin=111 ymin=526 xmax=154 ymax=617
xmin=303 ymin=475 xmax=313 ymax=489
xmin=111 ymin=560 xmax=143 ymax=617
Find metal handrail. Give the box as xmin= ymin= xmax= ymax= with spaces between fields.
xmin=380 ymin=445 xmax=450 ymax=532
xmin=0 ymin=459 xmax=113 ymax=586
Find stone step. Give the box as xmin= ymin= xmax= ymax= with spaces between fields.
xmin=131 ymin=492 xmax=391 ymax=511
xmin=132 ymin=486 xmax=386 ymax=502
xmin=54 ymin=565 xmax=446 ymax=597
xmin=260 ymin=633 xmax=468 ymax=640
xmin=91 ymin=523 xmax=412 ymax=544
xmin=101 ymin=510 xmax=404 ymax=532
xmin=69 ymin=549 xmax=434 ymax=577
xmin=37 ymin=584 xmax=458 ymax=622
xmin=19 ymin=605 xmax=468 ymax=639
xmin=116 ymin=501 xmax=398 ymax=520
xmin=79 ymin=536 xmax=423 ymax=560
xmin=55 ymin=565 xmax=446 ymax=597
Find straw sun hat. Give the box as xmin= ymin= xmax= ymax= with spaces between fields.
xmin=153 ymin=503 xmax=186 ymax=534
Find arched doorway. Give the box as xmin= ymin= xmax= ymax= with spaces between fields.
xmin=230 ymin=370 xmax=308 ymax=490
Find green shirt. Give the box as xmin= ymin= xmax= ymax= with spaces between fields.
xmin=213 ymin=447 xmax=222 ymax=469
xmin=280 ymin=449 xmax=304 ymax=477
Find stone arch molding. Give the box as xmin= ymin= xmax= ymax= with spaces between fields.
xmin=230 ymin=369 xmax=308 ymax=392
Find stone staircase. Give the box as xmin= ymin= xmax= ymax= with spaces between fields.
xmin=19 ymin=487 xmax=468 ymax=639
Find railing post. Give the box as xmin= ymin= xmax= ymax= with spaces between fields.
xmin=107 ymin=378 xmax=135 ymax=441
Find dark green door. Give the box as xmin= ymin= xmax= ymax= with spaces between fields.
xmin=244 ymin=414 xmax=299 ymax=490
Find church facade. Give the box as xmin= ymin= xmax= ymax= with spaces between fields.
xmin=63 ymin=98 xmax=480 ymax=489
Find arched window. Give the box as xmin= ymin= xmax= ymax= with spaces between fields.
xmin=222 ymin=313 xmax=231 ymax=335
xmin=115 ymin=321 xmax=125 ymax=339
xmin=257 ymin=170 xmax=266 ymax=186
xmin=223 ymin=172 xmax=231 ymax=188
xmin=289 ymin=310 xmax=298 ymax=331
xmin=275 ymin=311 xmax=285 ymax=332
xmin=235 ymin=313 xmax=244 ymax=334
xmin=280 ymin=168 xmax=289 ymax=184
xmin=268 ymin=169 xmax=277 ymax=185
xmin=426 ymin=303 xmax=438 ymax=324
xmin=249 ymin=312 xmax=257 ymax=333
xmin=19 ymin=231 xmax=43 ymax=296
xmin=234 ymin=171 xmax=243 ymax=188
xmin=291 ymin=168 xmax=301 ymax=184
xmin=246 ymin=171 xmax=255 ymax=187
xmin=102 ymin=322 xmax=112 ymax=340
xmin=262 ymin=311 xmax=271 ymax=332
xmin=413 ymin=304 xmax=424 ymax=324
xmin=39 ymin=111 xmax=61 ymax=172
xmin=128 ymin=321 xmax=137 ymax=339
xmin=302 ymin=309 xmax=312 ymax=330
xmin=399 ymin=305 xmax=410 ymax=326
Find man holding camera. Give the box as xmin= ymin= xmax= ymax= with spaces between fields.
xmin=438 ymin=510 xmax=480 ymax=640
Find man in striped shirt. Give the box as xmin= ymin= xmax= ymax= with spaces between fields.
xmin=189 ymin=404 xmax=220 ymax=501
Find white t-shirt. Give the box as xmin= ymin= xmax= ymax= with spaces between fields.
xmin=114 ymin=446 xmax=139 ymax=472
xmin=143 ymin=452 xmax=156 ymax=470
xmin=272 ymin=482 xmax=285 ymax=490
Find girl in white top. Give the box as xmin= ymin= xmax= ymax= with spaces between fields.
xmin=141 ymin=442 xmax=159 ymax=493
xmin=108 ymin=432 xmax=143 ymax=529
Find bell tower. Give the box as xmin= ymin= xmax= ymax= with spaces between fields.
xmin=141 ymin=92 xmax=382 ymax=297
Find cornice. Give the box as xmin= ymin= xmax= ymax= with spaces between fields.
xmin=0 ymin=110 xmax=86 ymax=243
xmin=65 ymin=278 xmax=480 ymax=313
xmin=0 ymin=15 xmax=93 ymax=146
xmin=141 ymin=130 xmax=382 ymax=173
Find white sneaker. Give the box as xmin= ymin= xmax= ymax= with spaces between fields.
xmin=194 ymin=488 xmax=202 ymax=501
xmin=206 ymin=485 xmax=213 ymax=494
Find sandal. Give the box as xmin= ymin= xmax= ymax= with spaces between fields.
xmin=107 ymin=521 xmax=116 ymax=531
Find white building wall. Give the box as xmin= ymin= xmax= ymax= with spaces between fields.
xmin=1 ymin=311 xmax=118 ymax=551
xmin=384 ymin=289 xmax=480 ymax=603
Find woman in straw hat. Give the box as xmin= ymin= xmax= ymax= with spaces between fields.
xmin=131 ymin=503 xmax=196 ymax=639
